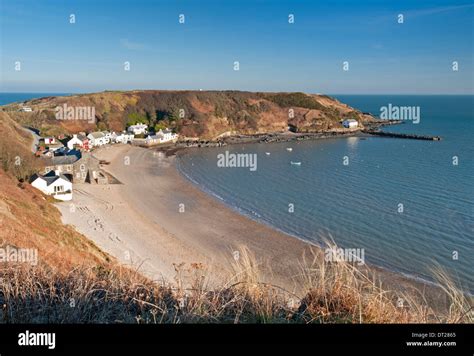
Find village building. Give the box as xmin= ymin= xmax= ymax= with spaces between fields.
xmin=41 ymin=151 xmax=92 ymax=183
xmin=42 ymin=155 xmax=80 ymax=177
xmin=145 ymin=133 xmax=165 ymax=145
xmin=19 ymin=106 xmax=32 ymax=112
xmin=30 ymin=171 xmax=72 ymax=201
xmin=44 ymin=141 xmax=64 ymax=152
xmin=145 ymin=129 xmax=178 ymax=145
xmin=44 ymin=137 xmax=56 ymax=145
xmin=102 ymin=131 xmax=113 ymax=141
xmin=87 ymin=132 xmax=108 ymax=146
xmin=342 ymin=119 xmax=359 ymax=129
xmin=111 ymin=131 xmax=134 ymax=144
xmin=67 ymin=134 xmax=90 ymax=150
xmin=127 ymin=123 xmax=148 ymax=135
xmin=159 ymin=128 xmax=178 ymax=142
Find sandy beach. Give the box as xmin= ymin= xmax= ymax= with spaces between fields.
xmin=56 ymin=144 xmax=448 ymax=304
xmin=57 ymin=144 xmax=319 ymax=292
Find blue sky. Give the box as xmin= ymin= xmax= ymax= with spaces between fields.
xmin=0 ymin=0 xmax=473 ymax=94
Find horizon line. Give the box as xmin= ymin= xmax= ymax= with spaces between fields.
xmin=1 ymin=91 xmax=473 ymax=96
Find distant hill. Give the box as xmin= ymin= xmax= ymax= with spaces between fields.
xmin=1 ymin=90 xmax=376 ymax=139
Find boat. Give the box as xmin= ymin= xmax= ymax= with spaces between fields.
xmin=265 ymin=152 xmax=271 ymax=156
xmin=286 ymin=148 xmax=293 ymax=152
xmin=290 ymin=161 xmax=301 ymax=166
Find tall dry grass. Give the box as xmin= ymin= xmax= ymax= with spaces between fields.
xmin=0 ymin=243 xmax=472 ymax=324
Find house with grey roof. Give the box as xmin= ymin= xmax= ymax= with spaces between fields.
xmin=87 ymin=132 xmax=108 ymax=146
xmin=30 ymin=171 xmax=72 ymax=201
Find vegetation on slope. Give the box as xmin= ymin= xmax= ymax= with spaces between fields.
xmin=0 ymin=113 xmax=40 ymax=181
xmin=1 ymin=90 xmax=377 ymax=139
xmin=264 ymin=92 xmax=325 ymax=110
xmin=1 ymin=245 xmax=472 ymax=323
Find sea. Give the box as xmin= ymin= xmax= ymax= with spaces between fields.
xmin=176 ymin=95 xmax=474 ymax=293
xmin=0 ymin=93 xmax=70 ymax=106
xmin=2 ymin=93 xmax=472 ymax=292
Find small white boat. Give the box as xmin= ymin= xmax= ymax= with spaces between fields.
xmin=290 ymin=161 xmax=301 ymax=166
xmin=286 ymin=148 xmax=293 ymax=152
xmin=265 ymin=152 xmax=271 ymax=156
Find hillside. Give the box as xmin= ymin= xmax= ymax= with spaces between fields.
xmin=1 ymin=91 xmax=376 ymax=139
xmin=0 ymin=112 xmax=111 ymax=270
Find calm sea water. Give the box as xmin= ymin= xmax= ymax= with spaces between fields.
xmin=177 ymin=95 xmax=474 ymax=292
xmin=0 ymin=93 xmax=70 ymax=105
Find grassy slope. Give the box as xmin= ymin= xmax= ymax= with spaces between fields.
xmin=1 ymin=90 xmax=375 ymax=139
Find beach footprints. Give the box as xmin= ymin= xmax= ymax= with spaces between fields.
xmin=88 ymin=217 xmax=105 ymax=232
xmin=108 ymin=232 xmax=121 ymax=242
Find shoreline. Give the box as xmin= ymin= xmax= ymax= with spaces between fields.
xmin=56 ymin=143 xmax=454 ymax=309
xmin=174 ymin=151 xmax=452 ymax=295
xmin=171 ymin=120 xmax=403 ymax=149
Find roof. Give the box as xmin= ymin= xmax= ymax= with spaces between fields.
xmin=147 ymin=134 xmax=164 ymax=140
xmin=42 ymin=155 xmax=79 ymax=166
xmin=32 ymin=170 xmax=71 ymax=186
xmin=88 ymin=132 xmax=105 ymax=139
xmin=343 ymin=119 xmax=358 ymax=123
xmin=69 ymin=134 xmax=88 ymax=141
xmin=162 ymin=129 xmax=173 ymax=134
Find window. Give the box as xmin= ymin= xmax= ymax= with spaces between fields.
xmin=54 ymin=185 xmax=64 ymax=193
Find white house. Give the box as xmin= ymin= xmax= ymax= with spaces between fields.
xmin=30 ymin=171 xmax=73 ymax=201
xmin=19 ymin=106 xmax=32 ymax=112
xmin=145 ymin=133 xmax=164 ymax=145
xmin=342 ymin=119 xmax=358 ymax=129
xmin=102 ymin=131 xmax=112 ymax=142
xmin=112 ymin=131 xmax=134 ymax=144
xmin=159 ymin=128 xmax=178 ymax=142
xmin=127 ymin=123 xmax=148 ymax=135
xmin=87 ymin=132 xmax=108 ymax=147
xmin=145 ymin=129 xmax=178 ymax=145
xmin=67 ymin=134 xmax=89 ymax=150
xmin=44 ymin=137 xmax=56 ymax=145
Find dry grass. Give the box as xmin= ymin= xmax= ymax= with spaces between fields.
xmin=0 ymin=245 xmax=472 ymax=324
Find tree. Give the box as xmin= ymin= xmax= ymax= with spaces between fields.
xmin=127 ymin=112 xmax=148 ymax=126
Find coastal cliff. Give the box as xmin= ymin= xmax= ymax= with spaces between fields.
xmin=1 ymin=91 xmax=376 ymax=139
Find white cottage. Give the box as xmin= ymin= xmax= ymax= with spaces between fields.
xmin=87 ymin=132 xmax=108 ymax=147
xmin=342 ymin=119 xmax=358 ymax=129
xmin=145 ymin=129 xmax=178 ymax=145
xmin=67 ymin=134 xmax=89 ymax=150
xmin=112 ymin=131 xmax=134 ymax=144
xmin=159 ymin=129 xmax=178 ymax=142
xmin=30 ymin=171 xmax=72 ymax=201
xmin=127 ymin=123 xmax=148 ymax=135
